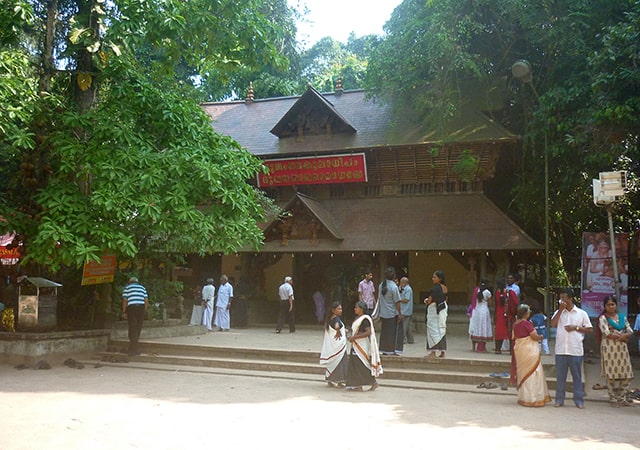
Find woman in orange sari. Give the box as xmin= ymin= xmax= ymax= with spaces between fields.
xmin=512 ymin=304 xmax=551 ymax=407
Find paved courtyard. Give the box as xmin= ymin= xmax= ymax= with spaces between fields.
xmin=0 ymin=361 xmax=638 ymax=450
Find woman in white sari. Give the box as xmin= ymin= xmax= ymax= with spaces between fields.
xmin=424 ymin=270 xmax=448 ymax=359
xmin=345 ymin=301 xmax=383 ymax=391
xmin=512 ymin=304 xmax=551 ymax=407
xmin=319 ymin=302 xmax=348 ymax=387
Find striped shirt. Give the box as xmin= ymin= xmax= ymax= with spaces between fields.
xmin=122 ymin=282 xmax=148 ymax=306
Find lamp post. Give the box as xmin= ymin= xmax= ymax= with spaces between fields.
xmin=511 ymin=60 xmax=551 ymax=317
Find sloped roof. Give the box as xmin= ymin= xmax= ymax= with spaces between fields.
xmin=257 ymin=193 xmax=541 ymax=252
xmin=201 ymin=89 xmax=519 ymax=157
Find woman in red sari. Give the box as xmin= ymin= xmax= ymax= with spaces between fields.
xmin=512 ymin=304 xmax=551 ymax=407
xmin=494 ymin=279 xmax=508 ymax=353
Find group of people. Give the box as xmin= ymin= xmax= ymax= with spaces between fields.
xmin=507 ymin=287 xmax=636 ymax=409
xmin=467 ymin=275 xmax=522 ymax=355
xmin=201 ymin=275 xmax=234 ymax=332
xmin=319 ymin=300 xmax=383 ymax=391
xmin=360 ymin=266 xmax=448 ymax=359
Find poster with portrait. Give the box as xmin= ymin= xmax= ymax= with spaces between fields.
xmin=581 ymin=232 xmax=629 ymax=317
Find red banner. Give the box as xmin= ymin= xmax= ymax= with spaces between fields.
xmin=257 ymin=153 xmax=367 ymax=187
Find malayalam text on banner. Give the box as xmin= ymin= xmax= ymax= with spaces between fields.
xmin=257 ymin=153 xmax=367 ymax=187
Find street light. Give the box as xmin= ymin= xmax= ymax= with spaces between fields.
xmin=511 ymin=60 xmax=551 ymax=317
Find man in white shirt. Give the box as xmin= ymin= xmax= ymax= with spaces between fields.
xmin=201 ymin=278 xmax=215 ymax=332
xmin=550 ymin=288 xmax=592 ymax=409
xmin=506 ymin=273 xmax=521 ymax=299
xmin=276 ymin=276 xmax=295 ymax=333
xmin=214 ymin=274 xmax=233 ymax=331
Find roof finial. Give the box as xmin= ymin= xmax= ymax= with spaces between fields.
xmin=335 ymin=76 xmax=344 ymax=96
xmin=245 ymin=82 xmax=254 ymax=103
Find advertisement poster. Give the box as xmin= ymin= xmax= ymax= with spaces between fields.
xmin=581 ymin=232 xmax=629 ymax=317
xmin=81 ymin=253 xmax=117 ymax=286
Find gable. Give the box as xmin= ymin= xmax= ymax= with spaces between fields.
xmin=270 ymin=86 xmax=356 ymax=139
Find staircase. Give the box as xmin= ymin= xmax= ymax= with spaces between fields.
xmin=94 ymin=338 xmax=558 ymax=393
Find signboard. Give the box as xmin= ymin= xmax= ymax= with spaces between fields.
xmin=257 ymin=153 xmax=367 ymax=187
xmin=18 ymin=295 xmax=38 ymax=328
xmin=81 ymin=253 xmax=117 ymax=286
xmin=580 ymin=232 xmax=629 ymax=316
xmin=0 ymin=229 xmax=19 ymax=265
xmin=0 ymin=245 xmax=20 ymax=265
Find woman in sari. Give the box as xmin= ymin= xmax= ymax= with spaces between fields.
xmin=319 ymin=301 xmax=348 ymax=388
xmin=598 ymin=295 xmax=634 ymax=407
xmin=345 ymin=301 xmax=383 ymax=391
xmin=424 ymin=270 xmax=448 ymax=359
xmin=512 ymin=304 xmax=551 ymax=407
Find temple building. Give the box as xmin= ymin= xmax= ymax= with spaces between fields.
xmin=196 ymin=82 xmax=543 ymax=324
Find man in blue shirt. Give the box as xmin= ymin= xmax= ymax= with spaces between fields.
xmin=399 ymin=277 xmax=414 ymax=344
xmin=121 ymin=277 xmax=149 ymax=356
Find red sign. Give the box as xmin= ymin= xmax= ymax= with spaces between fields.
xmin=0 ymin=229 xmax=19 ymax=265
xmin=0 ymin=246 xmax=20 ymax=265
xmin=81 ymin=253 xmax=117 ymax=286
xmin=257 ymin=153 xmax=367 ymax=187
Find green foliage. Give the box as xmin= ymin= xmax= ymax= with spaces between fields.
xmin=452 ymin=150 xmax=480 ymax=182
xmin=367 ymin=0 xmax=640 ymax=282
xmin=0 ymin=0 xmax=294 ymax=274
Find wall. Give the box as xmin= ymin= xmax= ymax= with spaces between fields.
xmin=408 ymin=251 xmax=469 ymax=307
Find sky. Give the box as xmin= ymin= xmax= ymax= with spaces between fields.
xmin=289 ymin=0 xmax=403 ymax=48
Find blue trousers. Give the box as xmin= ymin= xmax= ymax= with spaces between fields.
xmin=555 ymin=354 xmax=584 ymax=406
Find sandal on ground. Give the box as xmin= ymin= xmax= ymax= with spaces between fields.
xmin=592 ymin=383 xmax=607 ymax=390
xmin=485 ymin=382 xmax=498 ymax=389
xmin=477 ymin=382 xmax=486 ymax=388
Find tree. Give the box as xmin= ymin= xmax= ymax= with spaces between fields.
xmin=365 ymin=0 xmax=640 ymax=284
xmin=0 ymin=0 xmax=295 ymax=273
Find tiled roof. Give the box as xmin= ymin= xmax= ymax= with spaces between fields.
xmin=256 ymin=192 xmax=541 ymax=252
xmin=201 ymin=89 xmax=519 ymax=157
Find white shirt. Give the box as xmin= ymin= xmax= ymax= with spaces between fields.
xmin=217 ymin=282 xmax=233 ymax=308
xmin=278 ymin=282 xmax=294 ymax=301
xmin=506 ymin=283 xmax=521 ymax=298
xmin=202 ymin=284 xmax=215 ymax=304
xmin=552 ymin=306 xmax=592 ymax=356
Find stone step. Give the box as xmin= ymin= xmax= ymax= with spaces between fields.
xmin=98 ymin=341 xmax=560 ymax=390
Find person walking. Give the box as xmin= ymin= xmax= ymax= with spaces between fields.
xmin=424 ymin=270 xmax=448 ymax=359
xmin=276 ymin=276 xmax=295 ymax=333
xmin=214 ymin=274 xmax=233 ymax=331
xmin=378 ymin=266 xmax=403 ymax=355
xmin=201 ymin=278 xmax=215 ymax=331
xmin=550 ymin=288 xmax=592 ymax=409
xmin=345 ymin=301 xmax=382 ymax=391
xmin=598 ymin=295 xmax=634 ymax=407
xmin=399 ymin=277 xmax=414 ymax=344
xmin=319 ymin=301 xmax=348 ymax=388
xmin=121 ymin=276 xmax=149 ymax=356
